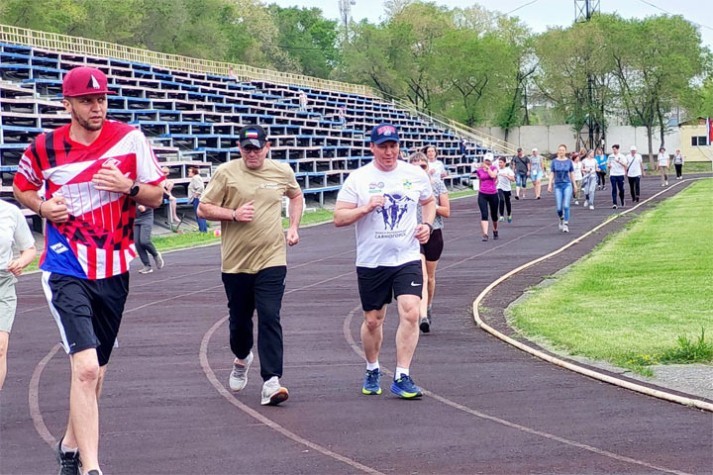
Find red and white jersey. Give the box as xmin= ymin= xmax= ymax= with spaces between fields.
xmin=14 ymin=120 xmax=165 ymax=280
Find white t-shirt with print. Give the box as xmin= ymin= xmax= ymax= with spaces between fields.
xmin=0 ymin=200 xmax=35 ymax=273
xmin=337 ymin=161 xmax=433 ymax=268
xmin=429 ymin=159 xmax=447 ymax=178
xmin=608 ymin=153 xmax=627 ymax=176
xmin=497 ymin=167 xmax=515 ymax=192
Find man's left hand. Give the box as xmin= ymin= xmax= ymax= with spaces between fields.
xmin=415 ymin=224 xmax=431 ymax=244
xmin=286 ymin=228 xmax=300 ymax=246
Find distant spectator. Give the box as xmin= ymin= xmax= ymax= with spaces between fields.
xmin=657 ymin=147 xmax=669 ymax=186
xmin=0 ymin=198 xmax=37 ymax=390
xmin=459 ymin=139 xmax=468 ymax=160
xmin=188 ymin=166 xmax=208 ymax=232
xmin=161 ymin=166 xmax=181 ymax=227
xmin=298 ymin=91 xmax=308 ymax=112
xmin=424 ymin=145 xmax=447 ymax=179
xmin=337 ymin=105 xmax=347 ymax=128
xmin=134 ymin=203 xmax=164 ymax=274
xmin=228 ymin=67 xmax=239 ymax=82
xmin=672 ymin=148 xmax=684 ymax=179
xmin=512 ymin=148 xmax=530 ymax=200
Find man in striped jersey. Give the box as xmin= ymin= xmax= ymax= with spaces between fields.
xmin=13 ymin=66 xmax=165 ymax=475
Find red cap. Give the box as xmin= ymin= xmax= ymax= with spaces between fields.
xmin=62 ymin=66 xmax=113 ymax=97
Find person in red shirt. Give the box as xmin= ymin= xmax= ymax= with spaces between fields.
xmin=13 ymin=66 xmax=164 ymax=475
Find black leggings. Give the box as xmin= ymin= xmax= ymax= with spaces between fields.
xmin=498 ymin=189 xmax=511 ymax=217
xmin=627 ymin=176 xmax=641 ymax=202
xmin=675 ymin=164 xmax=683 ymax=178
xmin=478 ymin=192 xmax=499 ymax=222
xmin=596 ymin=171 xmax=607 ymax=187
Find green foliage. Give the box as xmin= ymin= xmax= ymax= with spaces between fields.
xmin=660 ymin=329 xmax=713 ymax=364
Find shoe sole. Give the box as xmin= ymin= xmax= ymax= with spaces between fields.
xmin=261 ymin=387 xmax=289 ymax=406
xmin=361 ymin=387 xmax=382 ymax=395
xmin=419 ymin=320 xmax=430 ymax=333
xmin=390 ymin=384 xmax=423 ymax=399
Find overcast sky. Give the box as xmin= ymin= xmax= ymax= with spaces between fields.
xmin=269 ymin=0 xmax=713 ymax=50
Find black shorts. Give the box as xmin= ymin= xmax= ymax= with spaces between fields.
xmin=42 ymin=272 xmax=129 ymax=366
xmin=356 ymin=261 xmax=422 ymax=312
xmin=420 ymin=228 xmax=444 ymax=262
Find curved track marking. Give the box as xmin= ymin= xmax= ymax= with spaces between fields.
xmin=341 ymin=306 xmax=691 ymax=475
xmin=471 ymin=178 xmax=713 ymax=413
xmin=28 ymin=344 xmax=61 ymax=446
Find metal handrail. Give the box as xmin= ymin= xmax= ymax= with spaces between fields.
xmin=0 ymin=24 xmax=376 ymax=97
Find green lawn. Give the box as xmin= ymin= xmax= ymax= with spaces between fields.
xmin=509 ymin=179 xmax=713 ymax=375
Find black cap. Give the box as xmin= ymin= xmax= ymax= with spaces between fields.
xmin=238 ymin=125 xmax=268 ymax=148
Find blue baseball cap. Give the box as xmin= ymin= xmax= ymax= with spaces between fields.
xmin=370 ymin=123 xmax=400 ymax=145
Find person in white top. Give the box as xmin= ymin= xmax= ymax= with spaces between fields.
xmin=496 ymin=157 xmax=515 ymax=222
xmin=672 ymin=148 xmax=685 ymax=179
xmin=425 ymin=145 xmax=448 ymax=180
xmin=0 ymin=199 xmax=37 ymax=390
xmin=335 ymin=123 xmax=435 ymax=400
xmin=572 ymin=153 xmax=583 ymax=205
xmin=657 ymin=147 xmax=670 ymax=186
xmin=581 ymin=150 xmax=598 ymax=210
xmin=607 ymin=144 xmax=627 ymax=209
xmin=626 ymin=145 xmax=645 ymax=203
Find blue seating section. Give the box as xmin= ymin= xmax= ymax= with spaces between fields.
xmin=1 ymin=41 xmax=489 ymax=208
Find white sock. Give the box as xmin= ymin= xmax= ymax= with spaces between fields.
xmin=61 ymin=442 xmax=78 ymax=454
xmin=366 ymin=360 xmax=379 ymax=371
xmin=395 ymin=367 xmax=409 ymax=380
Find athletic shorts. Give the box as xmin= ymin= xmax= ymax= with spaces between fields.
xmin=42 ymin=271 xmax=129 ymax=366
xmin=356 ymin=261 xmax=423 ymax=311
xmin=0 ymin=273 xmax=18 ymax=332
xmin=530 ymin=170 xmax=543 ymax=182
xmin=516 ymin=172 xmax=528 ymax=188
xmin=420 ymin=229 xmax=444 ymax=262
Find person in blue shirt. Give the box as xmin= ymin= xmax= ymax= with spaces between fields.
xmin=595 ymin=147 xmax=608 ymax=190
xmin=547 ymin=144 xmax=575 ymax=233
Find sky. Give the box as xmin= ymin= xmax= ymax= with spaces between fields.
xmin=269 ymin=0 xmax=713 ymax=50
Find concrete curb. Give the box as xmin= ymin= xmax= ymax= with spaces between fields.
xmin=471 ymin=178 xmax=713 ymax=413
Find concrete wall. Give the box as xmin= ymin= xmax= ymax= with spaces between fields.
xmin=475 ymin=125 xmax=681 ymax=157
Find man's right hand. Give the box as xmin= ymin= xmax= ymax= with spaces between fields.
xmin=366 ymin=195 xmax=384 ymax=212
xmin=42 ymin=194 xmax=69 ymax=223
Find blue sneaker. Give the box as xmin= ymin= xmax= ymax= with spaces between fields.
xmin=391 ymin=374 xmax=423 ymax=399
xmin=362 ymin=368 xmax=382 ymax=395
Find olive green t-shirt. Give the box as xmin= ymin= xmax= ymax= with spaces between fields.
xmin=201 ymin=159 xmax=300 ymax=274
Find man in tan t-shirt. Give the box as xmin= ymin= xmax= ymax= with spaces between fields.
xmin=198 ymin=124 xmax=302 ymax=406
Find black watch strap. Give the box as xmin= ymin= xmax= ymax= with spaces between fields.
xmin=423 ymin=222 xmax=434 ymax=233
xmin=128 ymin=181 xmax=140 ymax=197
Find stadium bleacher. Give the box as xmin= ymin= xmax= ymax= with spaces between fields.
xmin=1 ymin=40 xmax=491 ymax=219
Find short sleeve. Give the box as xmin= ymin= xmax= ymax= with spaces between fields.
xmin=201 ymin=169 xmax=227 ymax=206
xmin=336 ymin=174 xmax=358 ymax=204
xmin=13 ymin=206 xmax=35 ymax=251
xmin=133 ymin=131 xmax=165 ymax=186
xmin=14 ymin=141 xmax=44 ymax=191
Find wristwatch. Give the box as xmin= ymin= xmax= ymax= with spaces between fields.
xmin=127 ymin=181 xmax=140 ymax=197
xmin=422 ymin=222 xmax=434 ymax=233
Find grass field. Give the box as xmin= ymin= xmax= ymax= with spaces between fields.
xmin=509 ymin=179 xmax=713 ymax=375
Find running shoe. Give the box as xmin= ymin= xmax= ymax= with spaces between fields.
xmin=493 ymin=230 xmax=499 ymax=240
xmin=419 ymin=316 xmax=431 ymax=333
xmin=589 ymin=205 xmax=594 ymax=210
xmin=562 ymin=222 xmax=569 ymax=233
xmin=584 ymin=200 xmax=589 ymax=207
xmin=391 ymin=375 xmax=423 ymax=399
xmin=154 ymin=252 xmax=164 ymax=270
xmin=261 ymin=377 xmax=289 ymax=406
xmin=665 ymin=181 xmax=669 ymax=185
xmin=558 ymin=219 xmax=564 ymax=231
xmin=362 ymin=368 xmax=382 ymax=395
xmin=86 ymin=471 xmax=101 ymax=475
xmin=574 ymin=200 xmax=579 ymax=205
xmin=481 ymin=234 xmax=488 ymax=242
xmin=229 ymin=351 xmax=253 ymax=392
xmin=507 ymin=215 xmax=512 ymax=223
xmin=498 ymin=216 xmax=504 ymax=222
xmin=56 ymin=437 xmax=81 ymax=475
xmin=612 ymin=204 xmax=617 ymax=209
xmin=138 ymin=266 xmax=153 ymax=274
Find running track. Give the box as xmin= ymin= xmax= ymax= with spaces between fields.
xmin=2 ymin=177 xmax=711 ymax=474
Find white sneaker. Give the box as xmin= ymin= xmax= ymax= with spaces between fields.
xmin=665 ymin=181 xmax=669 ymax=185
xmin=261 ymin=376 xmax=289 ymax=406
xmin=229 ymin=352 xmax=254 ymax=392
xmin=558 ymin=219 xmax=564 ymax=231
xmin=583 ymin=200 xmax=589 ymax=207
xmin=138 ymin=266 xmax=153 ymax=274
xmin=574 ymin=200 xmax=579 ymax=205
xmin=154 ymin=252 xmax=164 ymax=270
xmin=589 ymin=205 xmax=594 ymax=210
xmin=562 ymin=222 xmax=569 ymax=233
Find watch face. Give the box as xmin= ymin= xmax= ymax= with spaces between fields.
xmin=129 ymin=184 xmax=140 ymax=197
